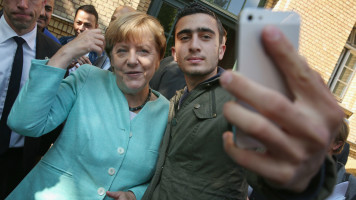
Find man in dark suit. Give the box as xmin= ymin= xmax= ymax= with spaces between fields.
xmin=0 ymin=0 xmax=61 ymax=198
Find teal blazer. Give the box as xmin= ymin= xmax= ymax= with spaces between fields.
xmin=7 ymin=59 xmax=169 ymax=200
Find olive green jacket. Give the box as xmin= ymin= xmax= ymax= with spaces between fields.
xmin=142 ymin=73 xmax=336 ymax=200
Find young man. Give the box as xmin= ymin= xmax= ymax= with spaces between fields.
xmin=59 ymin=5 xmax=99 ymax=65
xmin=0 ymin=0 xmax=61 ymax=198
xmin=142 ymin=3 xmax=343 ymax=200
xmin=37 ymin=0 xmax=60 ymax=44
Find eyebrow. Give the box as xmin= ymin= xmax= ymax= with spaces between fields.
xmin=177 ymin=27 xmax=215 ymax=36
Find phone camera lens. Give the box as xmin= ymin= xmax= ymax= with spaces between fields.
xmin=248 ymin=15 xmax=253 ymax=21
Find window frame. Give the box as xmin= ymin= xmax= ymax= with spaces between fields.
xmin=329 ymin=46 xmax=356 ymax=101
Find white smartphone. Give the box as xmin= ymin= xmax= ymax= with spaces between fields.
xmin=234 ymin=8 xmax=301 ymax=149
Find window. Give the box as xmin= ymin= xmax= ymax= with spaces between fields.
xmin=329 ymin=25 xmax=356 ymax=101
xmin=347 ymin=27 xmax=356 ymax=47
xmin=203 ymin=0 xmax=260 ymax=15
xmin=330 ymin=48 xmax=356 ymax=100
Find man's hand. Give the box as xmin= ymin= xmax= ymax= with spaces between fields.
xmin=76 ymin=55 xmax=92 ymax=66
xmin=106 ymin=191 xmax=136 ymax=200
xmin=48 ymin=29 xmax=104 ymax=69
xmin=220 ymin=25 xmax=344 ymax=192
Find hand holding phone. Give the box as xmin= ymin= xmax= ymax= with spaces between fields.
xmin=234 ymin=8 xmax=300 ymax=149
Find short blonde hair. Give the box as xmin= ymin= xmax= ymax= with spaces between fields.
xmin=105 ymin=12 xmax=166 ymax=61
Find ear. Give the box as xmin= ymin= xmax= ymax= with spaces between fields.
xmin=95 ymin=23 xmax=99 ymax=29
xmin=218 ymin=43 xmax=226 ymax=61
xmin=171 ymin=46 xmax=177 ymax=62
xmin=332 ymin=141 xmax=343 ymax=151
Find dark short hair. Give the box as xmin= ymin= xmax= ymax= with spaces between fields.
xmin=75 ymin=5 xmax=99 ymax=24
xmin=174 ymin=2 xmax=226 ymax=44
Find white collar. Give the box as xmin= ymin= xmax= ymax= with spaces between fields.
xmin=0 ymin=14 xmax=37 ymax=51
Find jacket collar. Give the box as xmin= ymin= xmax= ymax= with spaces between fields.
xmin=177 ymin=67 xmax=224 ymax=108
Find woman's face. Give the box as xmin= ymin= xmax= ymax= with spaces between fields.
xmin=111 ymin=34 xmax=160 ymax=94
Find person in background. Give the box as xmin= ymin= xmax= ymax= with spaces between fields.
xmin=142 ymin=2 xmax=343 ymax=200
xmin=6 ymin=12 xmax=168 ymax=200
xmin=110 ymin=5 xmax=136 ymax=23
xmin=326 ymin=119 xmax=356 ymax=200
xmin=36 ymin=0 xmax=60 ymax=44
xmin=0 ymin=0 xmax=61 ymax=198
xmin=336 ymin=139 xmax=350 ymax=166
xmin=93 ymin=5 xmax=136 ymax=70
xmin=149 ymin=56 xmax=186 ymax=99
xmin=59 ymin=5 xmax=99 ymax=66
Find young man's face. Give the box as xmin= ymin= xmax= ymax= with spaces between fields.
xmin=73 ymin=10 xmax=98 ymax=36
xmin=172 ymin=13 xmax=225 ymax=81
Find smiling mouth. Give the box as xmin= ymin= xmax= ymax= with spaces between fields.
xmin=125 ymin=71 xmax=143 ymax=77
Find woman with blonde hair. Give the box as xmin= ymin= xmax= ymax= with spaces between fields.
xmin=6 ymin=12 xmax=168 ymax=200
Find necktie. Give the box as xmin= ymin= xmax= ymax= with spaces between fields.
xmin=0 ymin=36 xmax=25 ymax=154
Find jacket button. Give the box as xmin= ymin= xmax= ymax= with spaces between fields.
xmin=97 ymin=187 xmax=105 ymax=196
xmin=117 ymin=147 xmax=125 ymax=155
xmin=194 ymin=104 xmax=200 ymax=109
xmin=129 ymin=132 xmax=133 ymax=138
xmin=108 ymin=167 xmax=115 ymax=176
xmin=213 ymin=113 xmax=217 ymax=117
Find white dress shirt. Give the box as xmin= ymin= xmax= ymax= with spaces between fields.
xmin=102 ymin=56 xmax=111 ymax=70
xmin=0 ymin=15 xmax=37 ymax=148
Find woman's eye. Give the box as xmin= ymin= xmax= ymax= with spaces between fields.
xmin=117 ymin=49 xmax=127 ymax=53
xmin=138 ymin=49 xmax=149 ymax=55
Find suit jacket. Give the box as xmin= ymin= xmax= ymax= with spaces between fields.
xmin=21 ymin=30 xmax=62 ymax=173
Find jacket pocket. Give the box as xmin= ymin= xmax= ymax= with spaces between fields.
xmin=192 ymin=103 xmax=216 ymax=119
xmin=39 ymin=160 xmax=73 ymax=178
